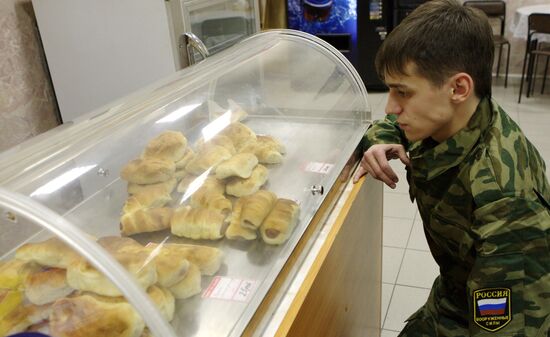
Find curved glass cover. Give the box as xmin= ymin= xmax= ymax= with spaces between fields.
xmin=0 ymin=30 xmax=370 ymax=337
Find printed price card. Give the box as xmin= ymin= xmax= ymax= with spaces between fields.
xmin=203 ymin=276 xmax=259 ymax=303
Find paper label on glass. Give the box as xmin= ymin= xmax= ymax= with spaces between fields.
xmin=303 ymin=161 xmax=334 ymax=174
xmin=203 ymin=276 xmax=259 ymax=302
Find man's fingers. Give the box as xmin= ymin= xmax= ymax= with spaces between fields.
xmin=373 ymin=149 xmax=399 ymax=183
xmin=365 ymin=152 xmax=396 ymax=189
xmin=353 ymin=165 xmax=367 ymax=183
xmin=394 ymin=146 xmax=411 ymax=166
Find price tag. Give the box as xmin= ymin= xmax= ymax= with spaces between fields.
xmin=203 ymin=276 xmax=259 ymax=302
xmin=303 ymin=161 xmax=334 ymax=174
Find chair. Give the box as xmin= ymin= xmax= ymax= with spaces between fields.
xmin=518 ymin=13 xmax=550 ymax=103
xmin=464 ymin=1 xmax=511 ymax=88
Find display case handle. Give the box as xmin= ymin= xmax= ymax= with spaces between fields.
xmin=0 ymin=187 xmax=178 ymax=337
xmin=182 ymin=32 xmax=210 ymax=65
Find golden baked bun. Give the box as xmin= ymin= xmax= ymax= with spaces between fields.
xmin=145 ymin=243 xmax=223 ymax=276
xmin=220 ymin=122 xmax=256 ymax=150
xmin=67 ymin=251 xmax=157 ymax=297
xmin=190 ymin=191 xmax=232 ymax=217
xmin=241 ymin=190 xmax=277 ymax=230
xmin=142 ymin=130 xmax=187 ymax=162
xmin=97 ymin=236 xmax=143 ymax=254
xmin=0 ymin=259 xmax=40 ymax=289
xmin=185 ymin=144 xmax=232 ymax=175
xmin=225 ymin=198 xmax=256 ymax=240
xmin=15 ymin=237 xmax=80 ymax=269
xmin=120 ymin=158 xmax=175 ymax=185
xmin=145 ymin=248 xmax=190 ymax=288
xmin=226 ymin=164 xmax=268 ymax=197
xmin=195 ymin=134 xmax=236 ymax=155
xmin=120 ymin=207 xmax=173 ymax=236
xmin=0 ymin=303 xmax=51 ymax=336
xmin=238 ymin=140 xmax=283 ymax=164
xmin=168 ymin=263 xmax=202 ymax=299
xmin=50 ymin=295 xmax=144 ymax=337
xmin=0 ymin=289 xmax=23 ymax=321
xmin=257 ymin=135 xmax=286 ymax=154
xmin=24 ymin=268 xmax=73 ymax=305
xmin=171 ymin=206 xmax=226 ymax=240
xmin=175 ymin=147 xmax=196 ymax=169
xmin=215 ymin=153 xmax=258 ymax=179
xmin=260 ymin=199 xmax=300 ymax=245
xmin=127 ymin=178 xmax=176 ymax=207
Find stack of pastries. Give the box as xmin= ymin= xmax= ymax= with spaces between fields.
xmin=119 ymin=113 xmax=300 ymax=245
xmin=0 ymin=236 xmax=222 ymax=337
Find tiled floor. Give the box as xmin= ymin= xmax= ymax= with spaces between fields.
xmin=368 ymin=77 xmax=550 ymax=336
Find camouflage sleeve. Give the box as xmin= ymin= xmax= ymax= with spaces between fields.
xmin=360 ymin=114 xmax=409 ymax=153
xmin=468 ymin=196 xmax=550 ymax=336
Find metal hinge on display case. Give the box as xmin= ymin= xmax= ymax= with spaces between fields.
xmin=180 ymin=32 xmax=210 ymax=65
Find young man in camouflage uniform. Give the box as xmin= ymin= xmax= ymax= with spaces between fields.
xmin=353 ymin=0 xmax=550 ymax=336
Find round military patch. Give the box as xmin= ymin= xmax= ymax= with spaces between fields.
xmin=473 ymin=287 xmax=512 ymax=332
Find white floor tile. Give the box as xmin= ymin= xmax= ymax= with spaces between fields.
xmin=397 ymin=250 xmax=439 ymax=289
xmin=381 ymin=282 xmax=394 ymax=327
xmin=381 ymin=329 xmax=400 ymax=337
xmin=384 ymin=285 xmax=430 ymax=332
xmin=382 ymin=247 xmax=405 ymax=284
xmin=383 ymin=217 xmax=414 ymax=248
xmin=406 ymin=218 xmax=430 ymax=252
xmin=384 ymin=193 xmax=416 ymax=219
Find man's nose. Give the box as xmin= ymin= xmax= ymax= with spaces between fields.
xmin=385 ymin=97 xmax=402 ymax=115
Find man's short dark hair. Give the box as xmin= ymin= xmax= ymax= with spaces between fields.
xmin=375 ymin=0 xmax=494 ymax=98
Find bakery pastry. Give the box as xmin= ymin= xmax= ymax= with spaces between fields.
xmin=176 ymin=174 xmax=198 ymax=193
xmin=220 ymin=122 xmax=256 ymax=150
xmin=144 ymin=248 xmax=190 ymax=287
xmin=238 ymin=141 xmax=283 ymax=164
xmin=127 ymin=191 xmax=172 ymax=209
xmin=185 ymin=144 xmax=232 ymax=175
xmin=215 ymin=153 xmax=258 ymax=179
xmin=0 ymin=303 xmax=51 ymax=336
xmin=97 ymin=236 xmax=143 ymax=254
xmin=241 ymin=190 xmax=277 ymax=230
xmin=127 ymin=177 xmax=176 ymax=197
xmin=190 ymin=191 xmax=232 ymax=217
xmin=145 ymin=243 xmax=223 ymax=276
xmin=171 ymin=206 xmax=226 ymax=240
xmin=168 ymin=263 xmax=201 ymax=299
xmin=257 ymin=135 xmax=286 ymax=154
xmin=0 ymin=289 xmax=23 ymax=320
xmin=24 ymin=268 xmax=73 ymax=305
xmin=121 ymin=158 xmax=175 ymax=184
xmin=122 ymin=196 xmax=144 ymax=214
xmin=260 ymin=199 xmax=300 ymax=245
xmin=227 ymin=99 xmax=249 ymax=122
xmin=226 ymin=164 xmax=268 ymax=197
xmin=67 ymin=251 xmax=157 ymax=297
xmin=183 ymin=175 xmax=225 ymax=201
xmin=0 ymin=259 xmax=40 ymax=289
xmin=175 ymin=147 xmax=195 ymax=169
xmin=142 ymin=130 xmax=187 ymax=162
xmin=50 ymin=295 xmax=144 ymax=337
xmin=196 ymin=135 xmax=236 ymax=155
xmin=120 ymin=207 xmax=173 ymax=236
xmin=15 ymin=237 xmax=80 ymax=269
xmin=145 ymin=286 xmax=175 ymax=322
xmin=225 ymin=198 xmax=256 ymax=240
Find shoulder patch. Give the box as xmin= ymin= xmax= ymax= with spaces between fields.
xmin=473 ymin=287 xmax=512 ymax=332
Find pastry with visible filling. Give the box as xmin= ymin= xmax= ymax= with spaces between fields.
xmin=225 ymin=198 xmax=256 ymax=240
xmin=260 ymin=199 xmax=300 ymax=245
xmin=241 ymin=190 xmax=277 ymax=230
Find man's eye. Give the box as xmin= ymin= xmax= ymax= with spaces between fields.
xmin=397 ymin=91 xmax=407 ymax=97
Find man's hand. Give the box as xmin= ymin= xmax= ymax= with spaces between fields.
xmin=353 ymin=144 xmax=411 ymax=188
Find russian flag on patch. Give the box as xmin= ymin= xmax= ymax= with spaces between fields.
xmin=477 ymin=297 xmax=507 ymax=316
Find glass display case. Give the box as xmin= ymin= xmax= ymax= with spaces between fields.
xmin=0 ymin=30 xmax=371 ymax=337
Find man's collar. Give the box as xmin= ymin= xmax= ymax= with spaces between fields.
xmin=410 ymin=97 xmax=493 ymax=181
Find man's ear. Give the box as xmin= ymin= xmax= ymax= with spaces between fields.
xmin=449 ymin=72 xmax=474 ymax=103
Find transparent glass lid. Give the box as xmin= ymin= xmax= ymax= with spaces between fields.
xmin=0 ymin=29 xmax=371 ymax=337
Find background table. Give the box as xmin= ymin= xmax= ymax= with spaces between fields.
xmin=510 ymin=4 xmax=550 ymax=43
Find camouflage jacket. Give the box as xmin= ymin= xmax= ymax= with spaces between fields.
xmin=363 ymin=98 xmax=550 ymax=336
